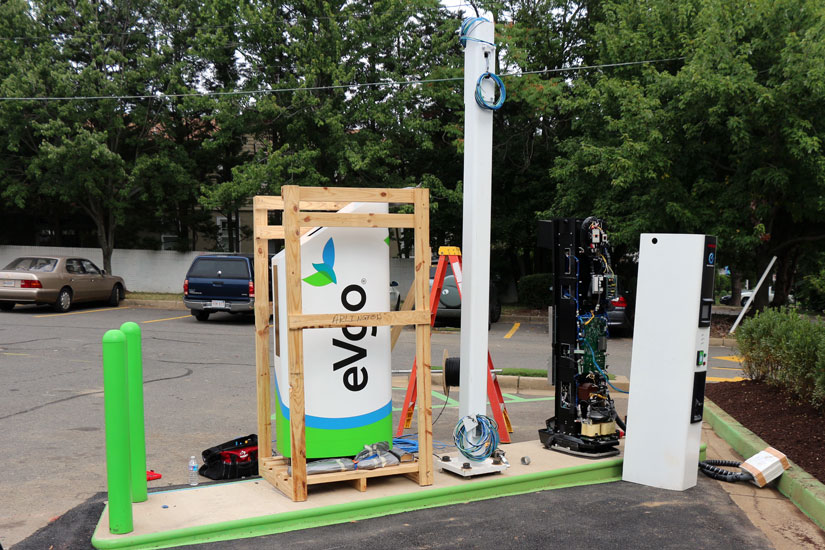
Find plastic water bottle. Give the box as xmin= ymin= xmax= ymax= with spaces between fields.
xmin=188 ymin=456 xmax=199 ymax=486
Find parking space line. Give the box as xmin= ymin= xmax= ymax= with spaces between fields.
xmin=501 ymin=392 xmax=528 ymax=402
xmin=431 ymin=390 xmax=459 ymax=406
xmin=142 ymin=315 xmax=191 ymax=324
xmin=708 ymin=376 xmax=745 ymax=382
xmin=711 ymin=366 xmax=744 ymax=371
xmin=3 ymin=352 xmax=30 ymax=356
xmin=35 ymin=307 xmax=129 ymax=318
xmin=503 ymin=322 xmax=520 ymax=339
xmin=713 ymin=355 xmax=743 ymax=362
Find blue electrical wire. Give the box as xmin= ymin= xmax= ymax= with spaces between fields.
xmin=459 ymin=17 xmax=493 ymax=47
xmin=453 ymin=415 xmax=500 ymax=461
xmin=459 ymin=17 xmax=506 ymax=111
xmin=581 ymin=338 xmax=629 ymax=394
xmin=395 ymin=435 xmax=455 ymax=453
xmin=475 ymin=72 xmax=506 ymax=110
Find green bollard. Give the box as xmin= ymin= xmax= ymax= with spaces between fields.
xmin=121 ymin=322 xmax=148 ymax=503
xmin=102 ymin=329 xmax=133 ymax=534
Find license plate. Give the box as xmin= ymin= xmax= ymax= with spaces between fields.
xmin=3 ymin=280 xmax=13 ymax=287
xmin=211 ymin=300 xmax=225 ymax=308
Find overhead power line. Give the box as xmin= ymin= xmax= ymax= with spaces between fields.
xmin=0 ymin=57 xmax=686 ymax=102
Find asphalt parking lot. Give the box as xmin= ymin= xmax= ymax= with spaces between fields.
xmin=0 ymin=303 xmax=746 ymax=548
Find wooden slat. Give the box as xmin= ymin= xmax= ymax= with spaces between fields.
xmin=253 ymin=195 xmax=349 ymax=211
xmin=298 ymin=212 xmax=414 ymax=229
xmin=260 ymin=466 xmax=292 ymax=495
xmin=288 ymin=309 xmax=428 ymax=330
xmin=260 ymin=456 xmax=288 ymax=467
xmin=283 ymin=185 xmax=308 ymax=502
xmin=305 ymin=461 xmax=419 ymax=484
xmin=391 ymin=281 xmax=416 ymax=350
xmin=253 ymin=195 xmax=282 ymax=210
xmin=413 ymin=188 xmax=434 ymax=486
xmin=253 ymin=207 xmax=273 ymax=464
xmin=295 ymin=186 xmax=416 ymax=203
xmin=255 ymin=225 xmax=316 ymax=241
xmin=255 ymin=226 xmax=285 ymax=240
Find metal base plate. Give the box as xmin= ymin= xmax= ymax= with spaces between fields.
xmin=436 ymin=454 xmax=509 ymax=478
xmin=547 ymin=443 xmax=620 ymax=459
xmin=538 ymin=426 xmax=620 ymax=460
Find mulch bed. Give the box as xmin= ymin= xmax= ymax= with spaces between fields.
xmin=705 ymin=380 xmax=825 ymax=485
xmin=710 ymin=313 xmax=736 ymax=338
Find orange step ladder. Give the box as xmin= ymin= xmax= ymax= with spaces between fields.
xmin=395 ymin=246 xmax=513 ymax=442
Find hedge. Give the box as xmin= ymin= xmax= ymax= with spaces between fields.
xmin=517 ymin=273 xmax=553 ymax=309
xmin=737 ymin=307 xmax=825 ymax=411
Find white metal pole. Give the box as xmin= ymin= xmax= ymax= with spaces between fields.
xmin=459 ymin=16 xmax=495 ymax=419
xmin=729 ymin=256 xmax=777 ymax=334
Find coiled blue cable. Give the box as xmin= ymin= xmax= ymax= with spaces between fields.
xmin=475 ymin=72 xmax=506 ymax=110
xmin=459 ymin=17 xmax=506 ymax=111
xmin=454 ymin=414 xmax=500 ymax=461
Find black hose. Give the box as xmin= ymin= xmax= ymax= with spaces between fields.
xmin=615 ymin=414 xmax=626 ymax=432
xmin=698 ymin=460 xmax=754 ymax=483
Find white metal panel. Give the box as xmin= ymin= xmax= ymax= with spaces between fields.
xmin=622 ymin=233 xmax=709 ymax=491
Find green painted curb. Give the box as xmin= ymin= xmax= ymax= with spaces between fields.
xmin=704 ymin=399 xmax=825 ymax=530
xmin=91 ymin=458 xmax=623 ymax=549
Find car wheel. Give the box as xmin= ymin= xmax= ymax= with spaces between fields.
xmin=53 ymin=288 xmax=72 ymax=313
xmin=108 ymin=284 xmax=124 ymax=307
xmin=0 ymin=301 xmax=14 ymax=312
xmin=489 ymin=299 xmax=502 ymax=324
xmin=194 ymin=311 xmax=210 ymax=322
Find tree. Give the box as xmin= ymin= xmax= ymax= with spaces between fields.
xmin=547 ymin=0 xmax=825 ymax=306
xmin=0 ymin=0 xmax=157 ymax=273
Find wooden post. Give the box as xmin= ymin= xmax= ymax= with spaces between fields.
xmin=282 ymin=185 xmax=308 ymax=501
xmin=253 ymin=198 xmax=274 ymax=468
xmin=413 ymin=188 xmax=433 ymax=485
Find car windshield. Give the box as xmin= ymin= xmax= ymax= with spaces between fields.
xmin=188 ymin=258 xmax=250 ymax=278
xmin=3 ymin=257 xmax=58 ymax=272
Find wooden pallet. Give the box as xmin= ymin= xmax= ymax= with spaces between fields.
xmin=253 ymin=186 xmax=433 ymax=501
xmin=259 ymin=456 xmax=421 ymax=493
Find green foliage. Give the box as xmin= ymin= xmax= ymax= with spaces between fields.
xmin=797 ymin=268 xmax=825 ymax=312
xmin=737 ymin=308 xmax=825 ymax=410
xmin=715 ymin=272 xmax=731 ymax=299
xmin=516 ymin=273 xmax=554 ymax=308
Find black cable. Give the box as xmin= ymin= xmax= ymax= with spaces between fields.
xmin=698 ymin=460 xmax=754 ymax=483
xmin=433 ymin=387 xmax=450 ymax=426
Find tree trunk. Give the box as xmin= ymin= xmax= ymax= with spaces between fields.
xmin=731 ymin=272 xmax=743 ymax=306
xmin=772 ymin=249 xmax=797 ymax=307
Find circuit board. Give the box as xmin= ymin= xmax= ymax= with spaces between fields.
xmin=580 ymin=316 xmax=607 ymax=374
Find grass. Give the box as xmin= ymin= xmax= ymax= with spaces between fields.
xmin=125 ymin=291 xmax=183 ymax=301
xmin=500 ymin=368 xmax=547 ymax=377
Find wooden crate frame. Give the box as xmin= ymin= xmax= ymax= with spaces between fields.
xmin=253 ymin=185 xmax=433 ymax=501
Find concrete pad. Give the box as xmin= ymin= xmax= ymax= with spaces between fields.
xmin=92 ymin=440 xmax=627 ymax=549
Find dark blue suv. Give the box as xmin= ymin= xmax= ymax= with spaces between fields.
xmin=183 ymin=254 xmax=257 ymax=321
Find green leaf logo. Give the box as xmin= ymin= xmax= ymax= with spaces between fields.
xmin=303 ymin=238 xmax=337 ymax=287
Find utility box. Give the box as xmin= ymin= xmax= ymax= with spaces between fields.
xmin=622 ymin=233 xmax=716 ymax=491
xmin=271 ymin=202 xmax=392 ymax=458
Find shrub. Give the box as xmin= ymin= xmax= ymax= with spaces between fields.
xmin=517 ymin=273 xmax=553 ymax=309
xmin=737 ymin=307 xmax=825 ymax=410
